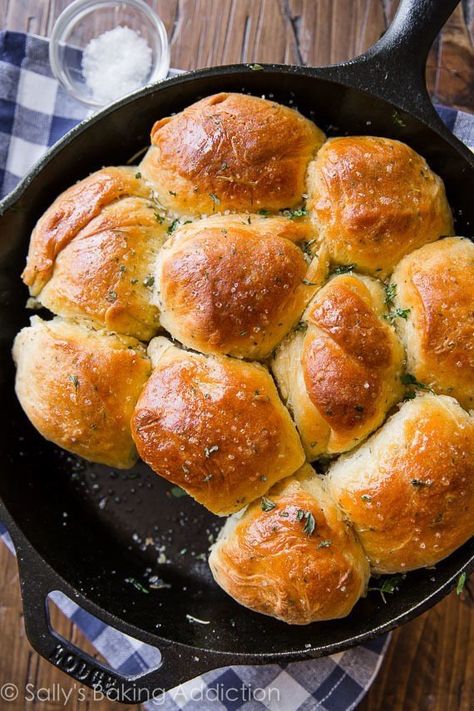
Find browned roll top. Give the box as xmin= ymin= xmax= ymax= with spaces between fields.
xmin=12 ymin=317 xmax=151 ymax=469
xmin=272 ymin=273 xmax=404 ymax=457
xmin=131 ymin=338 xmax=305 ymax=515
xmin=391 ymin=237 xmax=474 ymax=409
xmin=307 ymin=136 xmax=453 ymax=276
xmin=327 ymin=394 xmax=474 ymax=574
xmin=22 ymin=167 xmax=151 ymax=295
xmin=209 ymin=465 xmax=369 ymax=624
xmin=157 ymin=214 xmax=327 ymax=358
xmin=140 ymin=92 xmax=326 ymax=216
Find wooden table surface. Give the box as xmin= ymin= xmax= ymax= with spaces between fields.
xmin=0 ymin=1 xmax=473 ymax=709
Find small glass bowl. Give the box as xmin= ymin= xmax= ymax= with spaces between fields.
xmin=49 ymin=0 xmax=170 ymax=108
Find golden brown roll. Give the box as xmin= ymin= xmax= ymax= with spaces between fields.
xmin=156 ymin=214 xmax=328 ymax=358
xmin=22 ymin=166 xmax=152 ymax=295
xmin=139 ymin=92 xmax=325 ymax=216
xmin=209 ymin=464 xmax=369 ymax=624
xmin=131 ymin=337 xmax=305 ymax=515
xmin=307 ymin=136 xmax=453 ymax=276
xmin=326 ymin=393 xmax=474 ymax=574
xmin=36 ymin=196 xmax=168 ymax=341
xmin=13 ymin=316 xmax=151 ymax=468
xmin=272 ymin=273 xmax=404 ymax=458
xmin=391 ymin=237 xmax=474 ymax=409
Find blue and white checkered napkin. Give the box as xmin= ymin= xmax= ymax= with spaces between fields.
xmin=0 ymin=29 xmax=472 ymax=711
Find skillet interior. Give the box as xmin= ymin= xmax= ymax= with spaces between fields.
xmin=0 ymin=67 xmax=473 ymax=658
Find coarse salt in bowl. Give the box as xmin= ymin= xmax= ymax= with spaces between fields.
xmin=49 ymin=0 xmax=170 ymax=108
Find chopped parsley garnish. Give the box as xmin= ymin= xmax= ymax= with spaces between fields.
xmin=384 ymin=282 xmax=397 ymax=305
xmin=318 ymin=539 xmax=332 ymax=548
xmin=300 ymin=239 xmax=317 ymax=257
xmin=130 ymin=278 xmax=139 ymax=285
xmin=281 ymin=207 xmax=308 ymax=220
xmin=154 ymin=211 xmax=164 ymax=223
xmin=258 ymin=209 xmax=272 ymax=217
xmin=296 ymin=509 xmax=316 ymax=535
xmin=331 ymin=264 xmax=357 ymax=275
xmin=361 ymin=494 xmax=372 ymax=502
xmin=303 ymin=512 xmax=316 ymax=536
xmin=167 ymin=219 xmax=179 ymax=234
xmin=411 ymin=479 xmax=433 ymax=488
xmin=209 ymin=193 xmax=220 ymax=205
xmin=384 ymin=307 xmax=410 ymax=323
xmin=143 ymin=275 xmax=155 ymax=288
xmin=302 ymin=278 xmax=318 ymax=286
xmin=170 ymin=486 xmax=187 ymax=498
xmin=295 ymin=321 xmax=308 ymax=333
xmin=125 ymin=578 xmax=149 ymax=594
xmin=204 ymin=444 xmax=219 ymax=458
xmin=392 ymin=110 xmax=406 ymax=127
xmin=261 ymin=496 xmax=276 ymax=512
xmin=249 ymin=63 xmax=264 ymax=71
xmin=169 ymin=190 xmax=177 ymax=196
xmin=456 ymin=571 xmax=467 ymax=595
xmin=135 ymin=171 xmax=142 ymax=179
xmin=68 ymin=375 xmax=79 ymax=389
xmin=401 ymin=373 xmax=433 ymax=392
xmin=106 ymin=290 xmax=117 ymax=302
xmin=220 ymin=161 xmax=228 ymax=171
xmin=369 ymin=575 xmax=403 ymax=603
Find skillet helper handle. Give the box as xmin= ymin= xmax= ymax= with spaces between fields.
xmin=328 ymin=0 xmax=461 ymax=124
xmin=15 ymin=545 xmax=220 ymax=702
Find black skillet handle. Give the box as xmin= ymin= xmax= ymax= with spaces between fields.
xmin=314 ymin=0 xmax=461 ymax=127
xmin=13 ymin=537 xmax=223 ymax=702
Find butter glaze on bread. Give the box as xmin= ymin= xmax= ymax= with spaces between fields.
xmin=13 ymin=317 xmax=151 ymax=468
xmin=209 ymin=464 xmax=369 ymax=624
xmin=140 ymin=93 xmax=325 ymax=216
xmin=37 ymin=197 xmax=168 ymax=341
xmin=156 ymin=214 xmax=328 ymax=358
xmin=14 ymin=92 xmax=471 ymax=626
xmin=391 ymin=237 xmax=474 ymax=409
xmin=327 ymin=394 xmax=474 ymax=574
xmin=131 ymin=338 xmax=305 ymax=515
xmin=307 ymin=137 xmax=453 ymax=276
xmin=22 ymin=167 xmax=151 ymax=295
xmin=272 ymin=273 xmax=404 ymax=458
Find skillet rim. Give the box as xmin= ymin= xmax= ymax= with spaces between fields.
xmin=0 ymin=60 xmax=473 ymax=678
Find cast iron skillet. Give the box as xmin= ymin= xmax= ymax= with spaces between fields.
xmin=0 ymin=0 xmax=472 ymax=700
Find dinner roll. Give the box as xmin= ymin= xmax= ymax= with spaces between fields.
xmin=327 ymin=394 xmax=474 ymax=574
xmin=156 ymin=214 xmax=328 ymax=358
xmin=139 ymin=92 xmax=325 ymax=216
xmin=36 ymin=197 xmax=168 ymax=341
xmin=272 ymin=273 xmax=404 ymax=458
xmin=22 ymin=167 xmax=152 ymax=295
xmin=307 ymin=137 xmax=453 ymax=276
xmin=13 ymin=316 xmax=151 ymax=468
xmin=391 ymin=237 xmax=474 ymax=409
xmin=131 ymin=337 xmax=305 ymax=515
xmin=209 ymin=464 xmax=369 ymax=624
